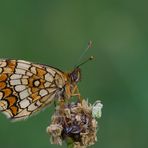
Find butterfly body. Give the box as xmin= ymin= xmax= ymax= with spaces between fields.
xmin=0 ymin=59 xmax=81 ymax=121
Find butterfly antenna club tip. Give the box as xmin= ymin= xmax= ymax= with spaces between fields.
xmin=90 ymin=56 xmax=94 ymax=60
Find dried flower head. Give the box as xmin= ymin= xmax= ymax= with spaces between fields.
xmin=47 ymin=99 xmax=103 ymax=148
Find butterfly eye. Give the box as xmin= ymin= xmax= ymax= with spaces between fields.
xmin=70 ymin=68 xmax=81 ymax=83
xmin=73 ymin=73 xmax=79 ymax=82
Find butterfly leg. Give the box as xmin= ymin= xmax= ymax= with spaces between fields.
xmin=71 ymin=85 xmax=82 ymax=101
xmin=65 ymin=83 xmax=82 ymax=102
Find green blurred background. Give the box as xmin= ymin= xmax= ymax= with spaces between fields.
xmin=0 ymin=0 xmax=148 ymax=148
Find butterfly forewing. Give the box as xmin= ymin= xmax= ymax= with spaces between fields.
xmin=0 ymin=59 xmax=66 ymax=121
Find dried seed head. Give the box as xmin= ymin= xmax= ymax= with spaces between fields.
xmin=47 ymin=99 xmax=103 ymax=147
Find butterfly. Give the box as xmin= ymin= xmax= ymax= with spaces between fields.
xmin=0 ymin=39 xmax=94 ymax=121
xmin=0 ymin=59 xmax=83 ymax=121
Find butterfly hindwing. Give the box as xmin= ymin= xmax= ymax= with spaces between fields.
xmin=0 ymin=59 xmax=66 ymax=121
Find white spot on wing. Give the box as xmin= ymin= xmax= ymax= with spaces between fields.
xmin=44 ymin=82 xmax=51 ymax=87
xmin=46 ymin=68 xmax=56 ymax=76
xmin=21 ymin=79 xmax=28 ymax=85
xmin=45 ymin=73 xmax=53 ymax=82
xmin=10 ymin=74 xmax=22 ymax=79
xmin=27 ymin=97 xmax=33 ymax=102
xmin=15 ymin=85 xmax=26 ymax=92
xmin=15 ymin=69 xmax=26 ymax=75
xmin=33 ymin=64 xmax=43 ymax=68
xmin=36 ymin=100 xmax=42 ymax=106
xmin=39 ymin=89 xmax=48 ymax=97
xmin=17 ymin=63 xmax=31 ymax=70
xmin=28 ymin=102 xmax=38 ymax=111
xmin=19 ymin=99 xmax=30 ymax=108
xmin=22 ymin=75 xmax=29 ymax=79
xmin=30 ymin=67 xmax=36 ymax=74
xmin=26 ymin=71 xmax=33 ymax=76
xmin=10 ymin=79 xmax=21 ymax=85
xmin=17 ymin=60 xmax=31 ymax=64
xmin=34 ymin=80 xmax=40 ymax=87
xmin=19 ymin=89 xmax=30 ymax=100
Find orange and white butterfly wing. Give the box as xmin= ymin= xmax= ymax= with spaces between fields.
xmin=0 ymin=59 xmax=66 ymax=121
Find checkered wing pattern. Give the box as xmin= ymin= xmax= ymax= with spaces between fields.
xmin=0 ymin=59 xmax=66 ymax=121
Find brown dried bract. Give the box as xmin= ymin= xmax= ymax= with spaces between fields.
xmin=47 ymin=100 xmax=98 ymax=148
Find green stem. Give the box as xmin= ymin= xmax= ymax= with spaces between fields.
xmin=66 ymin=137 xmax=74 ymax=148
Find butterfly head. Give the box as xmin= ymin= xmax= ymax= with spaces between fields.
xmin=69 ymin=56 xmax=94 ymax=83
xmin=69 ymin=67 xmax=81 ymax=83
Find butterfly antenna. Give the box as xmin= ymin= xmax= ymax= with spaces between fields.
xmin=74 ymin=40 xmax=93 ymax=68
xmin=76 ymin=56 xmax=94 ymax=68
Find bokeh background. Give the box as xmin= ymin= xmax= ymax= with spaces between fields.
xmin=0 ymin=0 xmax=148 ymax=148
